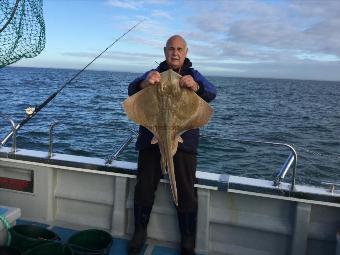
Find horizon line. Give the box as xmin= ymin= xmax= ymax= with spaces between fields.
xmin=3 ymin=65 xmax=340 ymax=83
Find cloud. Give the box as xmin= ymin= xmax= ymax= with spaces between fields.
xmin=195 ymin=57 xmax=340 ymax=81
xmin=151 ymin=10 xmax=172 ymax=20
xmin=106 ymin=0 xmax=141 ymax=9
xmin=40 ymin=0 xmax=340 ymax=81
xmin=57 ymin=50 xmax=164 ymax=73
xmin=62 ymin=50 xmax=163 ymax=63
xmin=106 ymin=0 xmax=171 ymax=10
xmin=187 ymin=1 xmax=340 ymax=62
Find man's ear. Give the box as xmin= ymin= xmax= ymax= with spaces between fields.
xmin=164 ymin=47 xmax=166 ymax=55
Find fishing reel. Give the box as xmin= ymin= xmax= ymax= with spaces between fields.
xmin=25 ymin=106 xmax=36 ymax=116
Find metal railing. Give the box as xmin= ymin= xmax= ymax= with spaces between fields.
xmin=0 ymin=119 xmax=298 ymax=190
xmin=103 ymin=132 xmax=298 ymax=190
xmin=0 ymin=117 xmax=139 ymax=163
xmin=48 ymin=121 xmax=60 ymax=159
xmin=201 ymin=135 xmax=298 ymax=191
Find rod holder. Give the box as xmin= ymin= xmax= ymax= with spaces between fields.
xmin=105 ymin=128 xmax=138 ymax=165
xmin=273 ymin=153 xmax=295 ymax=187
xmin=321 ymin=180 xmax=340 ymax=194
xmin=0 ymin=112 xmax=17 ymax=153
xmin=48 ymin=121 xmax=60 ymax=159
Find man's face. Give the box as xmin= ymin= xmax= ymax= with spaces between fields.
xmin=164 ymin=37 xmax=188 ymax=70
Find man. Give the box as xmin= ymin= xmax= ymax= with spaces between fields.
xmin=128 ymin=35 xmax=216 ymax=255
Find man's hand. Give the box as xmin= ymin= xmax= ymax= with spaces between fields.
xmin=140 ymin=71 xmax=161 ymax=89
xmin=180 ymin=75 xmax=199 ymax=92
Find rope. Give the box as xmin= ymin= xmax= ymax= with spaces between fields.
xmin=0 ymin=214 xmax=12 ymax=245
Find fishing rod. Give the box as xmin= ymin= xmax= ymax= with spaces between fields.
xmin=1 ymin=19 xmax=145 ymax=146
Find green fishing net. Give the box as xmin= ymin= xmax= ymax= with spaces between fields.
xmin=0 ymin=0 xmax=45 ymax=68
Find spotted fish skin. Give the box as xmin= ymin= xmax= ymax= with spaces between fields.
xmin=156 ymin=73 xmax=181 ymax=205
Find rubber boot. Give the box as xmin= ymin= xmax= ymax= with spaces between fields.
xmin=177 ymin=210 xmax=197 ymax=255
xmin=128 ymin=205 xmax=152 ymax=255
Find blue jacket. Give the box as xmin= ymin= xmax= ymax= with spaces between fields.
xmin=128 ymin=58 xmax=217 ymax=154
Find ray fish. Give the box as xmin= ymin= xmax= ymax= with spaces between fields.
xmin=123 ymin=69 xmax=213 ymax=206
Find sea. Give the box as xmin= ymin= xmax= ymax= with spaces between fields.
xmin=1 ymin=67 xmax=340 ymax=186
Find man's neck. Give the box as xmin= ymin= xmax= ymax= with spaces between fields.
xmin=168 ymin=64 xmax=181 ymax=73
xmin=171 ymin=67 xmax=181 ymax=73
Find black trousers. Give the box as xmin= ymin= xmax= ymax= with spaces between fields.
xmin=134 ymin=148 xmax=198 ymax=212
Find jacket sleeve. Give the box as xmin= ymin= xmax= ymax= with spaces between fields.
xmin=191 ymin=70 xmax=217 ymax=103
xmin=128 ymin=71 xmax=151 ymax=96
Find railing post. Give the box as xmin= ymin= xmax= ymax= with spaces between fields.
xmin=287 ymin=145 xmax=298 ymax=192
xmin=48 ymin=121 xmax=59 ymax=158
xmin=272 ymin=143 xmax=298 ymax=191
xmin=274 ymin=153 xmax=295 ymax=186
xmin=0 ymin=112 xmax=17 ymax=153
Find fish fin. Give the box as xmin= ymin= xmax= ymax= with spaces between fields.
xmin=151 ymin=136 xmax=158 ymax=144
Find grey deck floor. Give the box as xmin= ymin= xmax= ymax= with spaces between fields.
xmin=15 ymin=219 xmax=183 ymax=255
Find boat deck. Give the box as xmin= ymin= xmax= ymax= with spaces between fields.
xmin=13 ymin=218 xmax=201 ymax=255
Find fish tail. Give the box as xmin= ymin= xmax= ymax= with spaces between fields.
xmin=160 ymin=152 xmax=167 ymax=175
xmin=164 ymin=139 xmax=178 ymax=206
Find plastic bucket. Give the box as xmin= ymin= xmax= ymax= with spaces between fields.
xmin=22 ymin=242 xmax=73 ymax=255
xmin=9 ymin=225 xmax=60 ymax=252
xmin=0 ymin=246 xmax=21 ymax=255
xmin=68 ymin=229 xmax=112 ymax=255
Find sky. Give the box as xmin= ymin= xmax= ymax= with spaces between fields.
xmin=11 ymin=0 xmax=340 ymax=81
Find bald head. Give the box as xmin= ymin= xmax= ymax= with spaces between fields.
xmin=164 ymin=35 xmax=188 ymax=70
xmin=166 ymin=35 xmax=187 ymax=49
